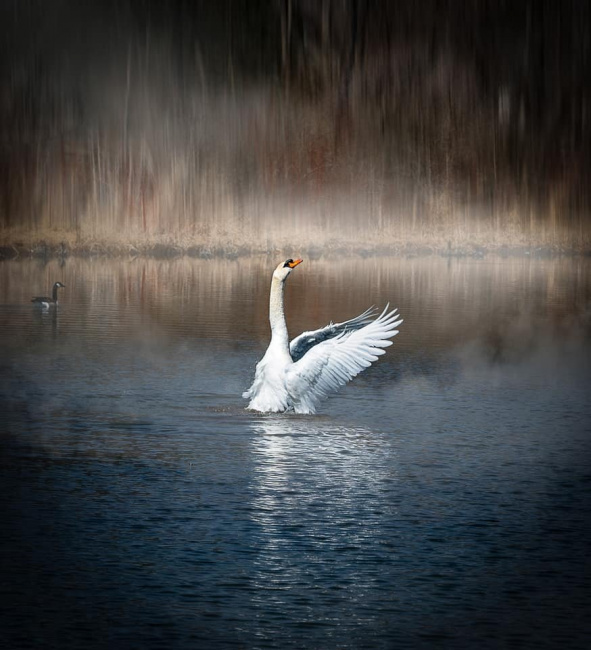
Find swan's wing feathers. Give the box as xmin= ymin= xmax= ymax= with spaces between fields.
xmin=286 ymin=306 xmax=403 ymax=412
xmin=289 ymin=306 xmax=379 ymax=362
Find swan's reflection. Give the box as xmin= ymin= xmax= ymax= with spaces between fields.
xmin=249 ymin=416 xmax=394 ymax=490
xmin=247 ymin=416 xmax=399 ymax=603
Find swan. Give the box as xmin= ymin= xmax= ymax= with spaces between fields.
xmin=31 ymin=281 xmax=66 ymax=309
xmin=243 ymin=259 xmax=403 ymax=414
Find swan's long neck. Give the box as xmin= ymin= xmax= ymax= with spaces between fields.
xmin=269 ymin=276 xmax=289 ymax=351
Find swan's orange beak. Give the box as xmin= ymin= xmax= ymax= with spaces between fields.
xmin=288 ymin=258 xmax=303 ymax=268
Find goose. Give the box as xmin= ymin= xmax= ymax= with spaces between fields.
xmin=31 ymin=282 xmax=65 ymax=309
xmin=243 ymin=259 xmax=403 ymax=414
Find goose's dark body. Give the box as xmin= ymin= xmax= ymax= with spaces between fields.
xmin=32 ymin=282 xmax=65 ymax=308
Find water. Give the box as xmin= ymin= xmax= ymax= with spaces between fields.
xmin=1 ymin=255 xmax=590 ymax=649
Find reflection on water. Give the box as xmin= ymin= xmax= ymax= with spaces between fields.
xmin=249 ymin=416 xmax=394 ymax=548
xmin=0 ymin=255 xmax=590 ymax=648
xmin=1 ymin=254 xmax=589 ymax=347
xmin=247 ymin=417 xmax=399 ymax=638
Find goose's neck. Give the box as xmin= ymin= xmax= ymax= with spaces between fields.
xmin=269 ymin=276 xmax=289 ymax=350
xmin=52 ymin=285 xmax=59 ymax=302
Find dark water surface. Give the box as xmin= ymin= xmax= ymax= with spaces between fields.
xmin=1 ymin=256 xmax=590 ymax=649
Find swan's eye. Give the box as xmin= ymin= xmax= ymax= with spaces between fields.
xmin=283 ymin=259 xmax=293 ymax=267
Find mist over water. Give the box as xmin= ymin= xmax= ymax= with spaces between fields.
xmin=1 ymin=255 xmax=590 ymax=648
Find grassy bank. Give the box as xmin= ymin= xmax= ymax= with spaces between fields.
xmin=1 ymin=230 xmax=587 ymax=261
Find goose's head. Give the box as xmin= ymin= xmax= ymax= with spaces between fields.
xmin=54 ymin=282 xmax=66 ymax=290
xmin=273 ymin=258 xmax=303 ymax=282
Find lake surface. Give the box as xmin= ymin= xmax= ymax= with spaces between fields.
xmin=1 ymin=255 xmax=590 ymax=649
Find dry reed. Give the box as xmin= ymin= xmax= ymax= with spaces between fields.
xmin=0 ymin=1 xmax=589 ymax=257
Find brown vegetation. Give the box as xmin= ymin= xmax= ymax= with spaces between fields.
xmin=0 ymin=1 xmax=590 ymax=257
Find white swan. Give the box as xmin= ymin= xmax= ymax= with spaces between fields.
xmin=243 ymin=259 xmax=403 ymax=414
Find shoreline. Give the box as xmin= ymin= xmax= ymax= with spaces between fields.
xmin=0 ymin=240 xmax=589 ymax=261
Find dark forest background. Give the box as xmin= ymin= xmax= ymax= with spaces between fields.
xmin=1 ymin=0 xmax=590 ymax=255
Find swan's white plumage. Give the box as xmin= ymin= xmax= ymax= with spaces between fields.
xmin=243 ymin=260 xmax=403 ymax=414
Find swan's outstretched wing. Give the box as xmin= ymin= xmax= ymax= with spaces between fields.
xmin=289 ymin=306 xmax=378 ymax=362
xmin=285 ymin=306 xmax=403 ymax=413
